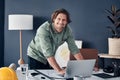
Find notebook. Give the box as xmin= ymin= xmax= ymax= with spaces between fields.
xmin=61 ymin=59 xmax=96 ymax=78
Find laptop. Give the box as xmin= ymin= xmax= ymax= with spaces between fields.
xmin=63 ymin=59 xmax=96 ymax=78
xmin=32 ymin=59 xmax=96 ymax=79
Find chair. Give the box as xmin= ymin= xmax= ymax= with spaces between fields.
xmin=70 ymin=48 xmax=99 ymax=68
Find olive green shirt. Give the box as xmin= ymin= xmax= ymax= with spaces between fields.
xmin=27 ymin=21 xmax=79 ymax=64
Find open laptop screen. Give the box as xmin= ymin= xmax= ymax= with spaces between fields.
xmin=64 ymin=59 xmax=96 ymax=78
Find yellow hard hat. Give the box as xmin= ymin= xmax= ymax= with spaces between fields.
xmin=0 ymin=67 xmax=18 ymax=80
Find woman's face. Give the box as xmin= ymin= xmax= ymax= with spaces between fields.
xmin=53 ymin=13 xmax=68 ymax=32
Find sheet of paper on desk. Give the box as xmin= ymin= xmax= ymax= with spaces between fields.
xmin=43 ymin=70 xmax=64 ymax=78
xmin=35 ymin=70 xmax=65 ymax=79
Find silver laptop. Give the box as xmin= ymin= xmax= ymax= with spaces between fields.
xmin=33 ymin=59 xmax=96 ymax=79
xmin=63 ymin=59 xmax=96 ymax=78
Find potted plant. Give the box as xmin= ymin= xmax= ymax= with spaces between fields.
xmin=105 ymin=5 xmax=120 ymax=55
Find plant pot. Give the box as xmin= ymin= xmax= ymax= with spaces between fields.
xmin=108 ymin=38 xmax=120 ymax=55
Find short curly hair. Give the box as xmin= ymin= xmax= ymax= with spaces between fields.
xmin=51 ymin=8 xmax=71 ymax=23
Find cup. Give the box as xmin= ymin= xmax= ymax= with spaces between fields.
xmin=20 ymin=64 xmax=28 ymax=75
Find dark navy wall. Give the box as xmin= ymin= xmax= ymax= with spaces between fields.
xmin=4 ymin=0 xmax=120 ymax=67
xmin=0 ymin=0 xmax=4 ymax=67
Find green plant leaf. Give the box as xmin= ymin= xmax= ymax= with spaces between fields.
xmin=115 ymin=22 xmax=120 ymax=27
xmin=111 ymin=5 xmax=117 ymax=16
xmin=116 ymin=9 xmax=120 ymax=16
xmin=105 ymin=9 xmax=112 ymax=15
xmin=107 ymin=26 xmax=116 ymax=35
xmin=116 ymin=17 xmax=120 ymax=28
xmin=107 ymin=16 xmax=115 ymax=23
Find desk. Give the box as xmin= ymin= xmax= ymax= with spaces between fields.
xmin=99 ymin=53 xmax=120 ymax=77
xmin=16 ymin=69 xmax=120 ymax=80
xmin=99 ymin=54 xmax=120 ymax=59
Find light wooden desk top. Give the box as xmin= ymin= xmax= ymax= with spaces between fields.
xmin=99 ymin=54 xmax=120 ymax=59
